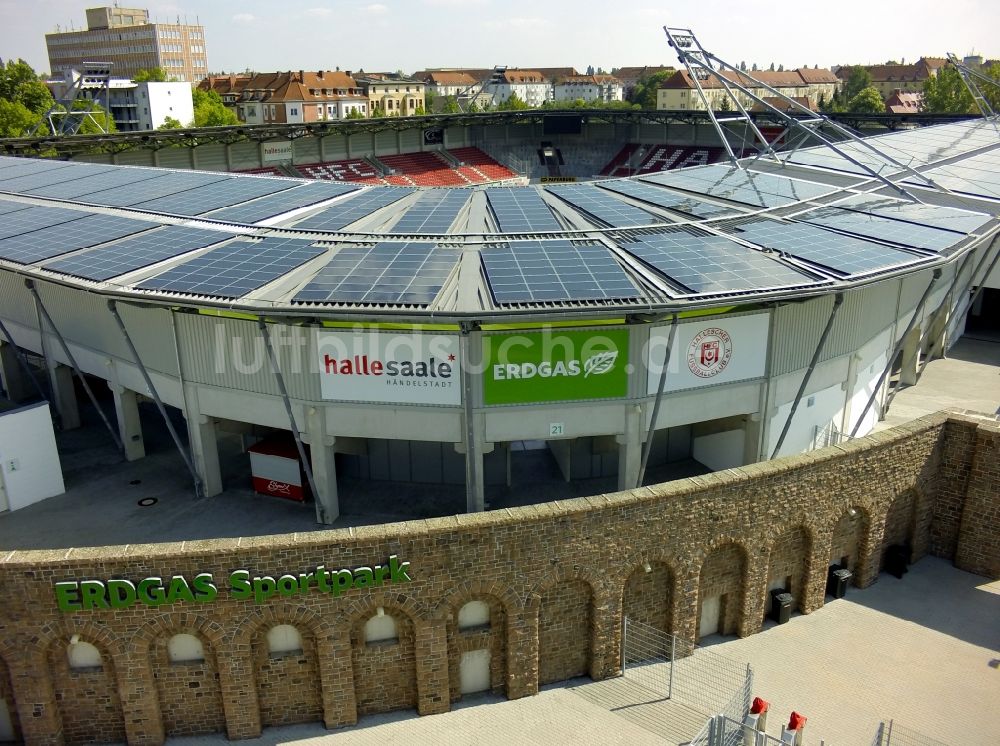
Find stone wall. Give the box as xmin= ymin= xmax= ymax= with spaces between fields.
xmin=0 ymin=412 xmax=997 ymax=745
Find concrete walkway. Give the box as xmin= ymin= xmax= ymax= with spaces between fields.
xmin=166 ymin=557 xmax=1000 ymax=745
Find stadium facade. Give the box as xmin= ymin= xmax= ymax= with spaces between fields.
xmin=0 ymin=114 xmax=998 ymax=742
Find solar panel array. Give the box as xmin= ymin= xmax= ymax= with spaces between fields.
xmin=642 ymin=165 xmax=834 ymax=207
xmin=131 ymin=175 xmax=297 ymax=216
xmin=0 ymin=213 xmax=156 ymax=264
xmin=293 ymin=188 xmax=415 ymax=231
xmin=74 ymin=170 xmax=234 ymax=208
xmin=206 ymin=181 xmax=360 ymax=224
xmin=0 ymin=163 xmax=118 ymax=192
xmin=486 ymin=188 xmax=562 ymax=232
xmin=138 ymin=237 xmax=326 ymax=298
xmin=388 ymin=190 xmax=471 ymax=234
xmin=0 ymin=205 xmax=91 ymax=241
xmin=0 ymin=158 xmax=75 ymax=182
xmin=28 ymin=167 xmax=169 ymax=200
xmin=619 ymin=230 xmax=818 ymax=294
xmin=294 ymin=242 xmax=459 ymax=304
xmin=545 ymin=183 xmax=659 ymax=227
xmin=481 ymin=239 xmax=640 ymax=303
xmin=0 ymin=199 xmax=33 ymax=216
xmin=797 ymin=206 xmax=966 ymax=253
xmin=44 ymin=226 xmax=235 ymax=281
xmin=597 ymin=179 xmax=739 ymax=218
xmin=724 ymin=219 xmax=925 ymax=277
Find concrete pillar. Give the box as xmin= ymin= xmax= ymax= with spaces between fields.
xmin=48 ymin=363 xmax=80 ymax=430
xmin=0 ymin=342 xmax=32 ymax=403
xmin=617 ymin=404 xmax=643 ymax=490
xmin=899 ymin=327 xmax=921 ymax=386
xmin=109 ymin=384 xmax=145 ymax=461
xmin=183 ymin=384 xmax=222 ymax=497
xmin=306 ymin=407 xmax=339 ymax=524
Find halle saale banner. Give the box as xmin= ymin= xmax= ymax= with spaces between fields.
xmin=483 ymin=328 xmax=630 ymax=405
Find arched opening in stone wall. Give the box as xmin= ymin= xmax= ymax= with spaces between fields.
xmin=697 ymin=543 xmax=747 ymax=640
xmin=448 ymin=597 xmax=508 ymax=701
xmin=47 ymin=638 xmax=126 ymax=744
xmin=538 ymin=579 xmax=593 ymax=685
xmin=622 ymin=561 xmax=674 ymax=634
xmin=152 ymin=632 xmax=226 ymax=737
xmin=0 ymin=654 xmax=21 ymax=743
xmin=351 ymin=608 xmax=418 ymax=717
xmin=766 ymin=526 xmax=812 ymax=614
xmin=831 ymin=508 xmax=868 ymax=586
xmin=254 ymin=624 xmax=323 ymax=728
xmin=881 ymin=490 xmax=917 ymax=571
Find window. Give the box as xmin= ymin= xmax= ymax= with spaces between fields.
xmin=68 ymin=641 xmax=102 ymax=669
xmin=168 ymin=633 xmax=204 ymax=663
xmin=267 ymin=625 xmax=303 ymax=654
xmin=458 ymin=600 xmax=490 ymax=629
xmin=364 ymin=612 xmax=397 ymax=643
xmin=290 ymin=107 xmax=299 ymax=115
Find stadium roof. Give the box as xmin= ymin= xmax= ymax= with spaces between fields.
xmin=0 ymin=119 xmax=997 ymax=321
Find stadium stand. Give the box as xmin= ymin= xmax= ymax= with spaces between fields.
xmin=377 ymin=151 xmax=469 ymax=187
xmin=234 ymin=165 xmax=285 ymax=177
xmin=296 ymin=158 xmax=387 ymax=185
xmin=600 ymin=144 xmax=738 ymax=177
xmin=448 ymin=146 xmax=520 ymax=182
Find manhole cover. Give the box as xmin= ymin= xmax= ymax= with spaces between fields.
xmin=137 ymin=497 xmax=158 ymax=507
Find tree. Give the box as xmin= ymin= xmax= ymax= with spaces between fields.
xmin=769 ymin=62 xmax=775 ymax=71
xmin=847 ymin=86 xmax=886 ymax=114
xmin=0 ymin=59 xmax=41 ymax=103
xmin=718 ymin=95 xmax=732 ymax=112
xmin=0 ymin=98 xmax=41 ymax=137
xmin=135 ymin=67 xmax=168 ymax=82
xmin=191 ymin=88 xmax=238 ymax=126
xmin=443 ymin=95 xmax=461 ymax=114
xmin=72 ymin=99 xmax=117 ymax=134
xmin=777 ymin=64 xmax=784 ymax=72
xmin=586 ymin=65 xmax=595 ymax=76
xmin=424 ymin=89 xmax=436 ymax=112
xmin=983 ymin=63 xmax=1000 ymax=113
xmin=922 ymin=66 xmax=975 ymax=113
xmin=751 ymin=63 xmax=758 ymax=72
xmin=345 ymin=109 xmax=365 ymax=119
xmin=466 ymin=99 xmax=481 ymax=113
xmin=630 ymin=69 xmax=673 ymax=109
xmin=739 ymin=61 xmax=747 ymax=72
xmin=842 ymin=66 xmax=873 ymax=102
xmin=497 ymin=92 xmax=528 ymax=111
xmin=412 ymin=104 xmax=425 ymax=116
xmin=158 ymin=115 xmax=183 ymax=129
xmin=15 ymin=79 xmax=54 ymax=114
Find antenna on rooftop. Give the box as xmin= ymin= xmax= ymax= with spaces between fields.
xmin=946 ymin=52 xmax=1000 ymax=130
xmin=663 ymin=26 xmax=947 ymax=201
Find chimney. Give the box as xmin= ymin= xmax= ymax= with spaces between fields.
xmin=346 ymin=70 xmax=352 ymax=78
xmin=298 ymin=70 xmax=304 ymax=81
xmin=318 ymin=70 xmax=325 ymax=80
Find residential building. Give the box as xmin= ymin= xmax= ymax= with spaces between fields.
xmin=835 ymin=58 xmax=947 ymax=98
xmin=552 ymin=74 xmax=624 ymax=103
xmin=47 ymin=70 xmax=194 ymax=130
xmin=198 ymin=71 xmax=368 ymax=124
xmin=485 ymin=69 xmax=551 ymax=107
xmin=885 ymin=90 xmax=923 ymax=114
xmin=613 ymin=66 xmax=676 ymax=99
xmin=353 ymin=72 xmax=426 ymax=116
xmin=657 ymin=68 xmax=839 ymax=111
xmin=413 ymin=71 xmax=479 ymax=99
xmin=46 ymin=6 xmax=207 ymax=84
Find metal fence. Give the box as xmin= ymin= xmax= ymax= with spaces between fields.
xmin=871 ymin=720 xmax=950 ymax=746
xmin=813 ymin=421 xmax=853 ymax=449
xmin=621 ymin=617 xmax=753 ymax=744
xmin=707 ymin=714 xmax=787 ymax=746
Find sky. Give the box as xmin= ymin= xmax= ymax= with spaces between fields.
xmin=1 ymin=0 xmax=998 ymax=77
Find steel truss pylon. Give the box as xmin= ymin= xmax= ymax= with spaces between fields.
xmin=945 ymin=53 xmax=1000 ymax=130
xmin=662 ymin=26 xmax=949 ymax=202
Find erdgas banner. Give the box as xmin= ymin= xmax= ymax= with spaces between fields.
xmin=317 ymin=330 xmax=461 ymax=405
xmin=483 ymin=328 xmax=630 ymax=405
xmin=647 ymin=314 xmax=769 ymax=393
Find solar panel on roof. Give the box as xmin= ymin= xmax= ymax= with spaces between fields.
xmin=0 ymin=213 xmax=156 ymax=265
xmin=545 ymin=183 xmax=659 ymax=228
xmin=0 ymin=205 xmax=90 ymax=241
xmin=641 ymin=166 xmax=834 ymax=207
xmin=836 ymin=195 xmax=991 ymax=235
xmin=76 ymin=170 xmax=234 ymax=208
xmin=28 ymin=166 xmax=169 ymax=200
xmin=205 ymin=181 xmax=360 ymax=224
xmin=294 ymin=241 xmax=459 ymax=305
xmin=387 ymin=190 xmax=471 ymax=234
xmin=798 ymin=206 xmax=966 ymax=254
xmin=43 ymin=226 xmax=235 ymax=281
xmin=723 ymin=219 xmax=926 ymax=277
xmin=597 ymin=179 xmax=739 ymax=218
xmin=137 ymin=237 xmax=326 ymax=298
xmin=131 ymin=175 xmax=298 ymax=216
xmin=0 ymin=159 xmax=76 ymax=182
xmin=486 ymin=188 xmax=562 ymax=232
xmin=0 ymin=200 xmax=33 ymax=216
xmin=292 ymin=188 xmax=415 ymax=231
xmin=619 ymin=230 xmax=818 ymax=294
xmin=481 ymin=239 xmax=640 ymax=304
xmin=0 ymin=162 xmax=116 ymax=193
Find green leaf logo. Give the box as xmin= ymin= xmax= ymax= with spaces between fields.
xmin=583 ymin=350 xmax=618 ymax=377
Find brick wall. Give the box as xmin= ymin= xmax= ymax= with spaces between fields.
xmin=47 ymin=643 xmax=126 ymax=745
xmin=0 ymin=655 xmax=20 ymax=742
xmin=0 ymin=412 xmax=997 ymax=745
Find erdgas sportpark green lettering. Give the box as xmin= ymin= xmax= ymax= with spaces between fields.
xmin=53 ymin=555 xmax=411 ymax=611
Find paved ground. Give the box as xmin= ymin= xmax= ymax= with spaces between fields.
xmin=163 ymin=556 xmax=1000 ymax=746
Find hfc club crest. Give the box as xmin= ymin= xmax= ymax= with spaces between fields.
xmin=687 ymin=327 xmax=733 ymax=378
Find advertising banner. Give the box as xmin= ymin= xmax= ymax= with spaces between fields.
xmin=262 ymin=141 xmax=293 ymax=162
xmin=647 ymin=314 xmax=769 ymax=393
xmin=483 ymin=328 xmax=630 ymax=405
xmin=317 ymin=330 xmax=461 ymax=405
